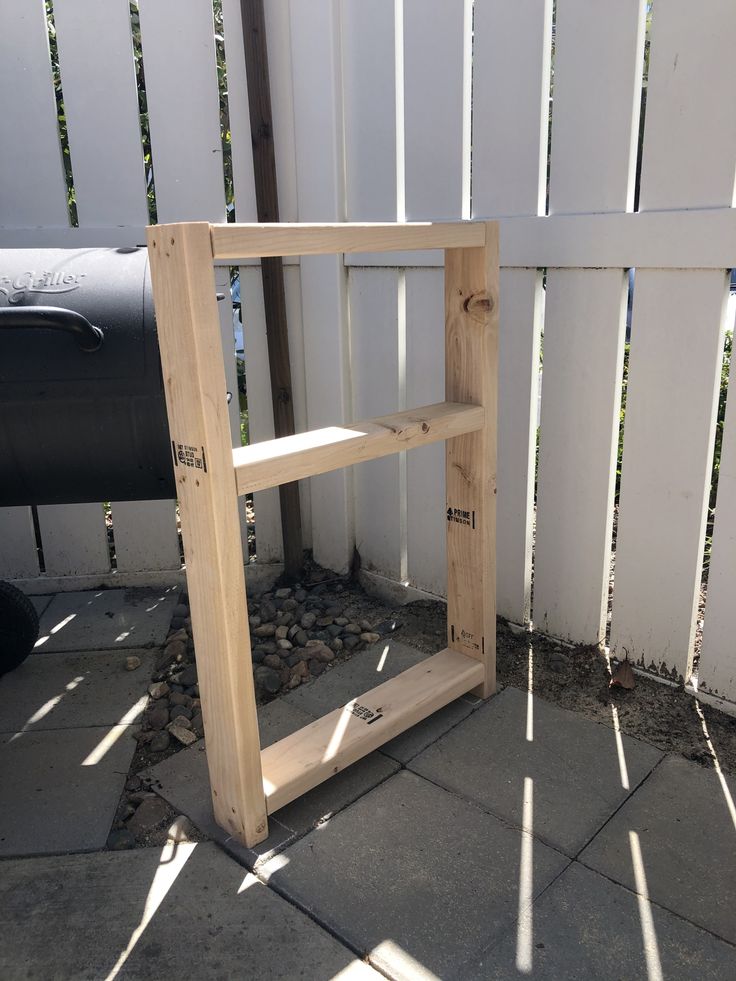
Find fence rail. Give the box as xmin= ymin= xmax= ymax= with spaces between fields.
xmin=2 ymin=0 xmax=735 ymax=706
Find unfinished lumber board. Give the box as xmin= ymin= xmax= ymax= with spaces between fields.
xmin=262 ymin=648 xmax=484 ymax=813
xmin=232 ymin=401 xmax=484 ymax=495
xmin=146 ymin=221 xmax=268 ymax=848
xmin=445 ymin=224 xmax=499 ymax=698
xmin=210 ymin=221 xmax=485 ymax=260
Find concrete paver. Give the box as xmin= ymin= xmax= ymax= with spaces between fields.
xmin=580 ymin=754 xmax=736 ymax=945
xmin=0 ymin=724 xmax=136 ymax=856
xmin=147 ymin=698 xmax=399 ymax=867
xmin=263 ymin=770 xmax=570 ymax=981
xmin=35 ymin=587 xmax=178 ymax=653
xmin=410 ymin=686 xmax=664 ymax=855
xmin=465 ymin=860 xmax=736 ymax=980
xmin=0 ymin=841 xmax=377 ymax=980
xmin=29 ymin=594 xmax=53 ymax=616
xmin=380 ymin=694 xmax=480 ymax=764
xmin=0 ymin=649 xmax=154 ymax=733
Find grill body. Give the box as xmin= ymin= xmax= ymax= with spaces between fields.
xmin=0 ymin=247 xmax=175 ymax=506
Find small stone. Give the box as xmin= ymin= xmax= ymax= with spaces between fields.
xmin=294 ymin=629 xmax=309 ymax=647
xmin=263 ymin=653 xmax=283 ymax=670
xmin=275 ymin=587 xmax=292 ymax=599
xmin=291 ymin=660 xmax=309 ymax=679
xmin=301 ymin=612 xmax=318 ymax=629
xmin=276 ymin=613 xmax=294 ymax=627
xmin=327 ymin=624 xmax=343 ymax=637
xmin=330 ymin=637 xmax=344 ymax=653
xmin=127 ymin=797 xmax=169 ymax=835
xmin=305 ymin=638 xmax=323 ymax=648
xmin=169 ymin=691 xmax=191 ymax=707
xmin=316 ymin=616 xmax=334 ymax=627
xmin=280 ymin=666 xmax=290 ymax=686
xmin=343 ymin=635 xmax=361 ymax=651
xmin=254 ymin=666 xmax=281 ymax=695
xmin=359 ymin=620 xmax=372 ymax=632
xmin=148 ymin=681 xmax=170 ymax=700
xmin=251 ymin=648 xmax=266 ymax=664
xmin=309 ymin=659 xmax=325 ymax=677
xmin=315 ymin=646 xmax=335 ymax=663
xmin=168 ymin=714 xmax=192 ymax=729
xmin=277 ymin=639 xmax=293 ymax=651
xmin=150 ymin=730 xmax=171 ymax=753
xmin=135 ymin=730 xmax=154 ymax=744
xmin=249 ymin=615 xmax=262 ymax=629
xmin=334 ymin=617 xmax=349 ymax=626
xmin=169 ymin=705 xmax=192 ymax=722
xmin=167 ymin=815 xmax=196 ymax=843
xmin=286 ymin=654 xmax=301 ymax=668
xmin=146 ymin=706 xmax=170 ymax=731
xmin=107 ymin=829 xmax=136 ymax=851
xmin=158 ymin=640 xmax=186 ymax=670
xmin=287 ymin=624 xmax=300 ymax=640
xmin=125 ymin=656 xmax=141 ymax=672
xmin=173 ymin=604 xmax=189 ymax=619
xmin=288 ymin=674 xmax=301 ymax=689
xmin=260 ymin=601 xmax=276 ymax=620
xmin=166 ymin=628 xmax=189 ymax=645
xmin=254 ymin=623 xmax=276 ymax=638
xmin=258 ymin=641 xmax=278 ymax=655
xmin=190 ymin=713 xmax=204 ymax=734
xmin=169 ymin=725 xmax=197 ymax=746
xmin=169 ymin=617 xmax=185 ymax=630
xmin=281 ymin=598 xmax=298 ymax=612
xmin=275 ymin=625 xmax=289 ymax=640
xmin=325 ymin=606 xmax=343 ymax=618
xmin=344 ymin=623 xmax=362 ymax=635
xmin=375 ymin=619 xmax=400 ymax=636
xmin=294 ymin=589 xmax=307 ymax=602
xmin=360 ymin=632 xmax=381 ymax=644
xmin=174 ymin=664 xmax=198 ymax=687
xmin=125 ymin=775 xmax=142 ymax=793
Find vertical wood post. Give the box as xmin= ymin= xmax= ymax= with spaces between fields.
xmin=445 ymin=222 xmax=499 ymax=698
xmin=146 ymin=221 xmax=268 ymax=848
xmin=240 ymin=0 xmax=303 ymax=579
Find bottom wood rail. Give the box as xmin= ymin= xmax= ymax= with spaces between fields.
xmin=261 ymin=647 xmax=484 ymax=813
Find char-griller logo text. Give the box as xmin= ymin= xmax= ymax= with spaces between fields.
xmin=0 ymin=270 xmax=87 ymax=304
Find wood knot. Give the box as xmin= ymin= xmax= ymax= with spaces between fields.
xmin=421 ymin=422 xmax=430 ymax=433
xmin=463 ymin=291 xmax=494 ymax=322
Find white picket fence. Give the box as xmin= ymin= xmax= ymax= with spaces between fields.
xmin=2 ymin=0 xmax=736 ymax=706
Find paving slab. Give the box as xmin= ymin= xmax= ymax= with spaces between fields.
xmin=580 ymin=754 xmax=736 ymax=945
xmin=283 ymin=638 xmax=428 ymax=718
xmin=0 ymin=649 xmax=154 ymax=733
xmin=263 ymin=770 xmax=570 ymax=981
xmin=464 ymin=860 xmax=736 ymax=980
xmin=0 ymin=841 xmax=377 ymax=980
xmin=380 ymin=694 xmax=481 ymax=764
xmin=29 ymin=594 xmax=53 ymax=616
xmin=146 ymin=698 xmax=399 ymax=868
xmin=409 ymin=686 xmax=664 ymax=856
xmin=35 ymin=587 xmax=178 ymax=653
xmin=0 ymin=724 xmax=136 ymax=856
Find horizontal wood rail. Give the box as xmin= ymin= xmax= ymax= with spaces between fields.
xmin=262 ymin=647 xmax=484 ymax=813
xmin=210 ymin=220 xmax=486 ymax=260
xmin=232 ymin=401 xmax=484 ymax=495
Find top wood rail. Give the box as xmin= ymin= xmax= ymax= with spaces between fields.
xmin=210 ymin=221 xmax=486 ymax=261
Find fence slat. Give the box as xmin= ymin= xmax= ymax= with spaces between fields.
xmin=1 ymin=1 xmax=69 ymax=227
xmin=403 ymin=0 xmax=468 ymax=220
xmin=700 ymin=310 xmax=736 ymax=698
xmin=351 ymin=269 xmax=402 ymax=580
xmin=471 ymin=0 xmax=551 ymax=623
xmin=535 ymin=270 xmax=627 ymax=641
xmin=0 ymin=3 xmax=69 ymax=579
xmin=610 ymin=0 xmax=736 ymax=680
xmin=534 ymin=0 xmax=643 ymax=643
xmin=52 ymin=0 xmax=178 ymax=576
xmin=52 ymin=0 xmax=148 ymax=226
xmin=406 ymin=268 xmax=446 ymax=595
xmin=289 ymin=1 xmax=351 ymax=574
xmin=138 ymin=0 xmax=225 ymax=222
xmin=0 ymin=509 xmax=39 ymax=579
xmin=36 ymin=504 xmax=109 ymax=577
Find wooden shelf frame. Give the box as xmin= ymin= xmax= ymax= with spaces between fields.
xmin=146 ymin=220 xmax=498 ymax=847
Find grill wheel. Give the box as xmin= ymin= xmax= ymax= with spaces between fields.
xmin=0 ymin=580 xmax=39 ymax=675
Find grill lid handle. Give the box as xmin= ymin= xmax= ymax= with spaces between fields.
xmin=0 ymin=306 xmax=104 ymax=352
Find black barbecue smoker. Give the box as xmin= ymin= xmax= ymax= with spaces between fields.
xmin=0 ymin=246 xmax=177 ymax=673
